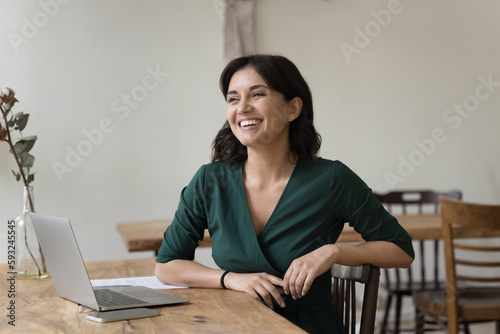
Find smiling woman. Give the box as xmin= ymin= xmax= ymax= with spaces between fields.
xmin=213 ymin=55 xmax=321 ymax=164
xmin=155 ymin=54 xmax=414 ymax=334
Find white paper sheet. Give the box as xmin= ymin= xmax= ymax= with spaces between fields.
xmin=90 ymin=276 xmax=187 ymax=290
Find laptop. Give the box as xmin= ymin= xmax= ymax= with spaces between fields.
xmin=30 ymin=212 xmax=189 ymax=311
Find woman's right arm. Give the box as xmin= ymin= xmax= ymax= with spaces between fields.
xmin=155 ymin=260 xmax=285 ymax=309
xmin=155 ymin=259 xmax=224 ymax=288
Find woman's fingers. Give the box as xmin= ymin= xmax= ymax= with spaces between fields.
xmin=255 ymin=283 xmax=277 ymax=308
xmin=284 ymin=265 xmax=310 ymax=299
xmin=284 ymin=246 xmax=337 ymax=299
xmin=300 ymin=274 xmax=315 ymax=296
xmin=257 ymin=274 xmax=286 ymax=308
xmin=283 ymin=267 xmax=298 ymax=298
xmin=227 ymin=272 xmax=286 ymax=309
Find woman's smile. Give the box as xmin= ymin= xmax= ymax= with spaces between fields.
xmin=239 ymin=118 xmax=263 ymax=129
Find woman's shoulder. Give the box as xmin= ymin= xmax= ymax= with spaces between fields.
xmin=302 ymin=157 xmax=349 ymax=171
xmin=300 ymin=158 xmax=361 ymax=183
xmin=191 ymin=161 xmax=242 ymax=182
xmin=183 ymin=162 xmax=242 ymax=194
xmin=199 ymin=161 xmax=242 ymax=173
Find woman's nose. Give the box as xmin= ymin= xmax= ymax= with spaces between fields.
xmin=237 ymin=97 xmax=252 ymax=114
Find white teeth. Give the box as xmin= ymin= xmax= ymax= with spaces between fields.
xmin=240 ymin=120 xmax=261 ymax=127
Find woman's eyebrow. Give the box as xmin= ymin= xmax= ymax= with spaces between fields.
xmin=227 ymin=84 xmax=270 ymax=96
xmin=249 ymin=84 xmax=270 ymax=91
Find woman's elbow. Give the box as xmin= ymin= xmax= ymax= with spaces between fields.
xmin=399 ymin=253 xmax=414 ymax=268
xmin=155 ymin=262 xmax=172 ymax=283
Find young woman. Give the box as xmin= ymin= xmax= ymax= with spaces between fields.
xmin=155 ymin=54 xmax=414 ymax=333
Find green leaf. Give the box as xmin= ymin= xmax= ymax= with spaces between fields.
xmin=16 ymin=113 xmax=29 ymax=131
xmin=19 ymin=152 xmax=35 ymax=168
xmin=12 ymin=142 xmax=26 ymax=155
xmin=28 ymin=173 xmax=35 ymax=184
xmin=7 ymin=117 xmax=16 ymax=128
xmin=12 ymin=170 xmax=21 ymax=182
xmin=21 ymin=135 xmax=37 ymax=152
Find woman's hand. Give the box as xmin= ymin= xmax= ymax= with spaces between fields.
xmin=282 ymin=241 xmax=414 ymax=300
xmin=283 ymin=245 xmax=337 ymax=300
xmin=224 ymin=272 xmax=286 ymax=309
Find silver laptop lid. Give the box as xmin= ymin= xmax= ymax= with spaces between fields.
xmin=30 ymin=212 xmax=100 ymax=310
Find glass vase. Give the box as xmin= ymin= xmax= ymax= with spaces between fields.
xmin=13 ymin=186 xmax=49 ymax=279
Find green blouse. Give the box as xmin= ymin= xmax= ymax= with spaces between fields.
xmin=156 ymin=158 xmax=414 ymax=333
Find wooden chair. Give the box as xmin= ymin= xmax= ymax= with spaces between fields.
xmin=413 ymin=197 xmax=500 ymax=334
xmin=331 ymin=264 xmax=381 ymax=334
xmin=375 ymin=189 xmax=463 ymax=333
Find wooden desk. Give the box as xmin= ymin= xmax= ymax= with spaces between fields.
xmin=117 ymin=219 xmax=212 ymax=252
xmin=339 ymin=214 xmax=444 ymax=242
xmin=338 ymin=214 xmax=500 ymax=242
xmin=117 ymin=214 xmax=500 ymax=253
xmin=117 ymin=214 xmax=445 ymax=253
xmin=0 ymin=258 xmax=305 ymax=333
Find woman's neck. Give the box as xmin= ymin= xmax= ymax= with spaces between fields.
xmin=244 ymin=146 xmax=298 ymax=186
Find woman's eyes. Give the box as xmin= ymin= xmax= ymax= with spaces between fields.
xmin=227 ymin=91 xmax=267 ymax=103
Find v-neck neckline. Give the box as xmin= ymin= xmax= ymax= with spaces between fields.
xmin=240 ymin=159 xmax=301 ymax=239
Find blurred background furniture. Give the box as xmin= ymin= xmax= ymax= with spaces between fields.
xmin=375 ymin=189 xmax=462 ymax=333
xmin=413 ymin=197 xmax=500 ymax=334
xmin=117 ymin=219 xmax=211 ymax=255
xmin=331 ymin=264 xmax=381 ymax=334
xmin=116 ymin=214 xmax=448 ymax=255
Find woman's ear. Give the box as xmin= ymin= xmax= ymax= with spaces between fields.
xmin=288 ymin=97 xmax=302 ymax=122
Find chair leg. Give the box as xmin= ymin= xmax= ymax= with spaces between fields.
xmin=394 ymin=295 xmax=403 ymax=334
xmin=495 ymin=320 xmax=500 ymax=334
xmin=463 ymin=320 xmax=470 ymax=334
xmin=379 ymin=294 xmax=393 ymax=334
xmin=415 ymin=305 xmax=425 ymax=334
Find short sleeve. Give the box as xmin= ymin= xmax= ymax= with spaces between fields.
xmin=330 ymin=162 xmax=415 ymax=259
xmin=155 ymin=166 xmax=209 ymax=263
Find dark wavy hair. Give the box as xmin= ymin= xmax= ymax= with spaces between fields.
xmin=211 ymin=54 xmax=321 ymax=163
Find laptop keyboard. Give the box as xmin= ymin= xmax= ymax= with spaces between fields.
xmin=94 ymin=289 xmax=147 ymax=307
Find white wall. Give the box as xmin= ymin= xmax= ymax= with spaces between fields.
xmin=1 ymin=0 xmax=499 ymax=264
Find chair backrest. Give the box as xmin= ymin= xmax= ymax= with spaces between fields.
xmin=374 ymin=189 xmax=462 ymax=287
xmin=375 ymin=189 xmax=462 ymax=215
xmin=331 ymin=264 xmax=380 ymax=334
xmin=440 ymin=196 xmax=500 ymax=334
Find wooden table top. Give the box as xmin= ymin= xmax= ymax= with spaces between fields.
xmin=116 ymin=219 xmax=212 ymax=252
xmin=117 ymin=214 xmax=500 ymax=253
xmin=340 ymin=214 xmax=444 ymax=242
xmin=0 ymin=258 xmax=305 ymax=333
xmin=117 ymin=214 xmax=445 ymax=253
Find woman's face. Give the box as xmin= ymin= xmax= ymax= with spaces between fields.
xmin=226 ymin=67 xmax=301 ymax=152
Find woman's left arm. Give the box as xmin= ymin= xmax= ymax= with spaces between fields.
xmin=282 ymin=241 xmax=413 ymax=300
